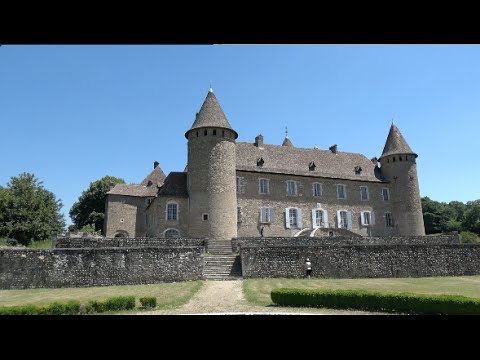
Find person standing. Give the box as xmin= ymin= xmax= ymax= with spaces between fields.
xmin=260 ymin=226 xmax=264 ymax=238
xmin=304 ymin=258 xmax=312 ymax=279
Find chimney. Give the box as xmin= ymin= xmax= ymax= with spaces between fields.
xmin=329 ymin=144 xmax=337 ymax=154
xmin=255 ymin=134 xmax=264 ymax=148
xmin=371 ymin=157 xmax=378 ymax=166
xmin=153 ymin=161 xmax=159 ymax=169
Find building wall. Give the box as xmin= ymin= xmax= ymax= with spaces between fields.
xmin=0 ymin=247 xmax=204 ymax=289
xmin=380 ymin=155 xmax=425 ymax=236
xmin=236 ymin=171 xmax=396 ymax=237
xmin=56 ymin=237 xmax=205 ymax=248
xmin=104 ymin=194 xmax=151 ymax=238
xmin=187 ymin=128 xmax=238 ymax=240
xmin=241 ymin=243 xmax=480 ymax=279
xmin=145 ymin=197 xmax=189 ymax=237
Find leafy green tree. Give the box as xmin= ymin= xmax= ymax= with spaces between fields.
xmin=463 ymin=200 xmax=480 ymax=234
xmin=460 ymin=231 xmax=480 ymax=243
xmin=0 ymin=173 xmax=65 ymax=246
xmin=69 ymin=176 xmax=125 ymax=233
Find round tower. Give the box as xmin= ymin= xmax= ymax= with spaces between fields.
xmin=185 ymin=88 xmax=238 ymax=241
xmin=378 ymin=123 xmax=425 ymax=236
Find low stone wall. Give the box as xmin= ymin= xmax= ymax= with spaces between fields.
xmin=0 ymin=247 xmax=204 ymax=289
xmin=233 ymin=234 xmax=459 ymax=251
xmin=240 ymin=244 xmax=480 ymax=279
xmin=55 ymin=237 xmax=206 ymax=249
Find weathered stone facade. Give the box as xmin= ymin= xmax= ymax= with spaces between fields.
xmin=0 ymin=246 xmax=204 ymax=289
xmin=104 ymin=90 xmax=425 ymax=241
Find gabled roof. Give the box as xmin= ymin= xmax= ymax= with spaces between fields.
xmin=236 ymin=142 xmax=385 ymax=182
xmin=282 ymin=136 xmax=294 ymax=147
xmin=185 ymin=90 xmax=238 ymax=138
xmin=107 ymin=184 xmax=158 ymax=197
xmin=158 ymin=172 xmax=188 ymax=197
xmin=140 ymin=164 xmax=166 ymax=187
xmin=380 ymin=123 xmax=417 ymax=159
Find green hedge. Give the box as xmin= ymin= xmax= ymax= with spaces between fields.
xmin=0 ymin=296 xmax=136 ymax=315
xmin=139 ymin=296 xmax=157 ymax=309
xmin=271 ymin=288 xmax=480 ymax=315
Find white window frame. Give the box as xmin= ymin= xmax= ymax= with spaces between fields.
xmin=287 ymin=180 xmax=298 ymax=196
xmin=166 ymin=202 xmax=178 ymax=221
xmin=312 ymin=209 xmax=328 ymax=228
xmin=360 ymin=186 xmax=369 ymax=201
xmin=361 ymin=211 xmax=375 ymax=226
xmin=382 ymin=188 xmax=390 ymax=201
xmin=337 ymin=184 xmax=346 ymax=200
xmin=385 ymin=212 xmax=394 ymax=227
xmin=337 ymin=210 xmax=352 ymax=230
xmin=259 ymin=178 xmax=270 ymax=195
xmin=260 ymin=207 xmax=275 ymax=224
xmin=285 ymin=207 xmax=303 ymax=229
xmin=312 ymin=182 xmax=322 ymax=197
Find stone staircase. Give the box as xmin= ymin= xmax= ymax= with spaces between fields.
xmin=203 ymin=240 xmax=242 ymax=280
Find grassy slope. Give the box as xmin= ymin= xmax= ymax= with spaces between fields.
xmin=0 ymin=281 xmax=204 ymax=310
xmin=243 ymin=276 xmax=480 ymax=306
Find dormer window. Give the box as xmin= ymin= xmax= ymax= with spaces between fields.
xmin=309 ymin=161 xmax=316 ymax=171
xmin=354 ymin=166 xmax=362 ymax=175
xmin=257 ymin=157 xmax=265 ymax=167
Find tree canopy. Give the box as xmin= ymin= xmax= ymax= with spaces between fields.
xmin=69 ymin=175 xmax=125 ymax=233
xmin=0 ymin=173 xmax=65 ymax=245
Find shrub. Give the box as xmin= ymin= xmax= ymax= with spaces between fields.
xmin=460 ymin=231 xmax=480 ymax=243
xmin=86 ymin=296 xmax=136 ymax=313
xmin=0 ymin=300 xmax=80 ymax=315
xmin=0 ymin=237 xmax=18 ymax=247
xmin=140 ymin=296 xmax=157 ymax=309
xmin=271 ymin=288 xmax=480 ymax=315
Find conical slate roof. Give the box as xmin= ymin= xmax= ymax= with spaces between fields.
xmin=380 ymin=123 xmax=417 ymax=159
xmin=185 ymin=90 xmax=238 ymax=139
xmin=282 ymin=136 xmax=294 ymax=147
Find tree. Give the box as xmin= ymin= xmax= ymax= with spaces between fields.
xmin=69 ymin=175 xmax=125 ymax=233
xmin=463 ymin=200 xmax=480 ymax=235
xmin=0 ymin=173 xmax=65 ymax=246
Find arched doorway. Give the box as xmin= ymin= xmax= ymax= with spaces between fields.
xmin=163 ymin=229 xmax=180 ymax=238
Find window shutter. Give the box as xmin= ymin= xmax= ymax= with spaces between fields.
xmin=311 ymin=209 xmax=317 ymax=228
xmin=347 ymin=211 xmax=353 ymax=230
xmin=295 ymin=181 xmax=298 ymax=195
xmin=371 ymin=211 xmax=375 ymax=225
xmin=260 ymin=207 xmax=265 ymax=223
xmin=323 ymin=210 xmax=328 ymax=228
xmin=297 ymin=208 xmax=303 ymax=228
xmin=270 ymin=208 xmax=275 ymax=224
xmin=285 ymin=208 xmax=291 ymax=228
xmin=258 ymin=179 xmax=262 ymax=194
xmin=336 ymin=210 xmax=341 ymax=228
xmin=360 ymin=211 xmax=365 ymax=226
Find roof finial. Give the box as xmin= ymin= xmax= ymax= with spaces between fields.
xmin=209 ymin=81 xmax=213 ymax=93
xmin=285 ymin=126 xmax=289 ymax=138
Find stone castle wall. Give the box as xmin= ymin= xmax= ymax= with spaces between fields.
xmin=0 ymin=247 xmax=204 ymax=289
xmin=56 ymin=237 xmax=205 ymax=248
xmin=145 ymin=197 xmax=189 ymax=238
xmin=104 ymin=194 xmax=151 ymax=238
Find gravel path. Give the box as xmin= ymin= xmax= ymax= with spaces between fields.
xmin=137 ymin=280 xmax=373 ymax=315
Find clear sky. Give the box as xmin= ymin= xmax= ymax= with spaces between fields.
xmin=1 ymin=45 xmax=479 ymax=225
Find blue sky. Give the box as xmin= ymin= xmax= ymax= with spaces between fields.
xmin=1 ymin=45 xmax=479 ymax=225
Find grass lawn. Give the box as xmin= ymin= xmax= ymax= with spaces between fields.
xmin=243 ymin=276 xmax=480 ymax=307
xmin=0 ymin=281 xmax=204 ymax=310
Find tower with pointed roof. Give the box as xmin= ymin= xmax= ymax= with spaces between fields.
xmin=185 ymin=88 xmax=238 ymax=241
xmin=378 ymin=123 xmax=425 ymax=236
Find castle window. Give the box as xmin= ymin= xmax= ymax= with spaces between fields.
xmin=164 ymin=229 xmax=180 ymax=238
xmin=393 ymin=157 xmax=396 ymax=162
xmin=203 ymin=213 xmax=209 ymax=221
xmin=360 ymin=186 xmax=369 ymax=201
xmin=257 ymin=157 xmax=265 ymax=167
xmin=313 ymin=209 xmax=328 ymax=228
xmin=337 ymin=210 xmax=351 ymax=230
xmin=260 ymin=207 xmax=275 ymax=224
xmin=312 ymin=183 xmax=322 ymax=197
xmin=355 ymin=166 xmax=362 ymax=175
xmin=259 ymin=178 xmax=269 ymax=194
xmin=336 ymin=184 xmax=346 ymax=199
xmin=285 ymin=207 xmax=302 ymax=229
xmin=204 ymin=130 xmax=208 ymax=136
xmin=287 ymin=181 xmax=298 ymax=196
xmin=167 ymin=203 xmax=178 ymax=221
xmin=382 ymin=188 xmax=390 ymax=201
xmin=309 ymin=161 xmax=316 ymax=171
xmin=237 ymin=207 xmax=242 ymax=223
xmin=399 ymin=156 xmax=402 ymax=161
xmin=120 ymin=218 xmax=124 ymax=223
xmin=222 ymin=130 xmax=225 ymax=137
xmin=385 ymin=212 xmax=394 ymax=227
xmin=361 ymin=211 xmax=374 ymax=226
xmin=213 ymin=129 xmax=217 ymax=136
xmin=196 ymin=131 xmax=199 ymax=137
xmin=236 ymin=176 xmax=241 ymax=193
xmin=405 ymin=156 xmax=408 ymax=160
xmin=387 ymin=158 xmax=390 ymax=163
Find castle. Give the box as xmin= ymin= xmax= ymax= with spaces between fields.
xmin=104 ymin=89 xmax=425 ymax=240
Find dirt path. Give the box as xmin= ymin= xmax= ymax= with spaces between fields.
xmin=138 ymin=280 xmax=357 ymax=315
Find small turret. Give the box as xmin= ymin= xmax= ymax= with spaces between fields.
xmin=379 ymin=123 xmax=425 ymax=236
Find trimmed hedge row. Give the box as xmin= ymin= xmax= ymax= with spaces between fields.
xmin=271 ymin=288 xmax=480 ymax=315
xmin=140 ymin=296 xmax=157 ymax=309
xmin=0 ymin=295 xmax=140 ymax=315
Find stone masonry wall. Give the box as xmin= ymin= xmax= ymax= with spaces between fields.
xmin=236 ymin=171 xmax=396 ymax=238
xmin=0 ymin=247 xmax=204 ymax=289
xmin=241 ymin=243 xmax=480 ymax=279
xmin=56 ymin=237 xmax=205 ymax=248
